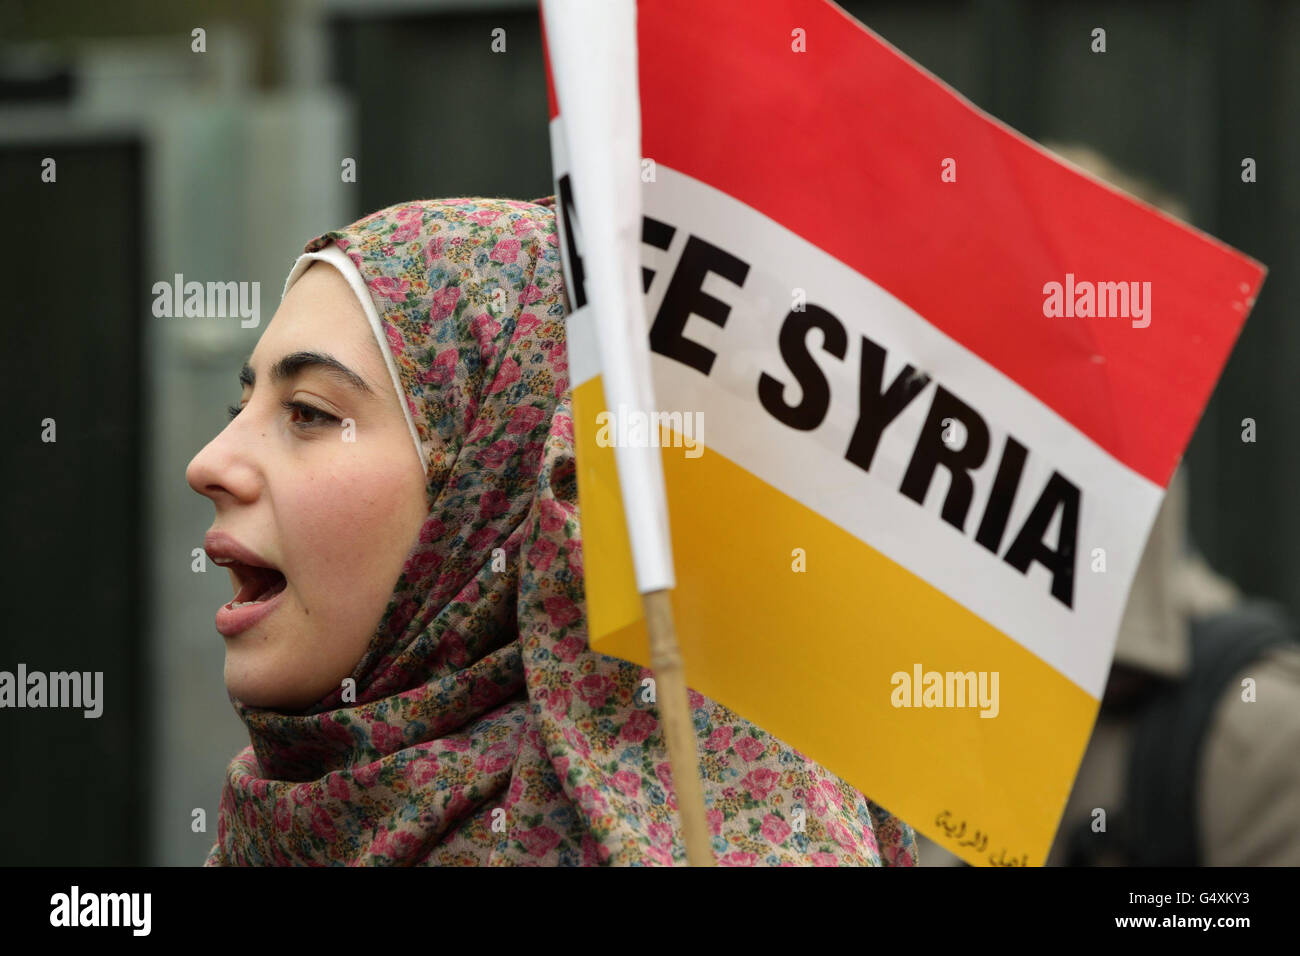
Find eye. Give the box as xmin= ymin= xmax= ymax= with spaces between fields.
xmin=227 ymin=404 xmax=243 ymax=421
xmin=282 ymin=399 xmax=341 ymax=427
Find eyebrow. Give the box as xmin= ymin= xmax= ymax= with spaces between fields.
xmin=239 ymin=351 xmax=375 ymax=396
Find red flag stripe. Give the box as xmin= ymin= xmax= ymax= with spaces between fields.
xmin=637 ymin=0 xmax=1264 ymax=488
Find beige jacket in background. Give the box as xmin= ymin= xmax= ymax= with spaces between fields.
xmin=916 ymin=469 xmax=1300 ymax=866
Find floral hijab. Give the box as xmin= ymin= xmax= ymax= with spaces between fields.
xmin=205 ymin=196 xmax=919 ymax=866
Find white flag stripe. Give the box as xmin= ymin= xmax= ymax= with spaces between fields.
xmin=549 ymin=121 xmax=602 ymax=388
xmin=626 ymin=166 xmax=1162 ymax=697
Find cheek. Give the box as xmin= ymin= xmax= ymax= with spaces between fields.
xmin=282 ymin=456 xmax=425 ymax=621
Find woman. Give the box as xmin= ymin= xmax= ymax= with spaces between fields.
xmin=187 ymin=195 xmax=919 ymax=866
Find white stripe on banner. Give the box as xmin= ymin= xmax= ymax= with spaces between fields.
xmin=550 ymin=120 xmax=602 ymax=388
xmin=571 ymin=157 xmax=1165 ymax=699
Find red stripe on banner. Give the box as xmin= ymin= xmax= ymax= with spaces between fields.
xmin=637 ymin=0 xmax=1265 ymax=488
xmin=540 ymin=3 xmax=558 ymax=121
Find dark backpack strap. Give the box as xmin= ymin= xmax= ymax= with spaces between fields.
xmin=1123 ymin=600 xmax=1298 ymax=865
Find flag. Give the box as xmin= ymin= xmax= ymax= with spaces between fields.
xmin=542 ymin=0 xmax=1266 ymax=866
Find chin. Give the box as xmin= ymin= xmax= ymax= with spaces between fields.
xmin=224 ymin=671 xmax=280 ymax=709
xmin=224 ymin=654 xmax=303 ymax=711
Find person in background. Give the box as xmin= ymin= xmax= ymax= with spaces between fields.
xmin=916 ymin=144 xmax=1300 ymax=866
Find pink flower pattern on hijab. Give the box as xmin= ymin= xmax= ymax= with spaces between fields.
xmin=205 ymin=196 xmax=919 ymax=866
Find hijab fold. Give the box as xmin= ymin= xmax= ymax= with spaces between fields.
xmin=206 ymin=196 xmax=919 ymax=866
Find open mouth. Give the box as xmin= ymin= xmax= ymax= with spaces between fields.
xmin=220 ymin=560 xmax=288 ymax=608
xmin=204 ymin=533 xmax=290 ymax=637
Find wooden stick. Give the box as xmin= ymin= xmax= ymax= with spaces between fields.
xmin=641 ymin=587 xmax=714 ymax=866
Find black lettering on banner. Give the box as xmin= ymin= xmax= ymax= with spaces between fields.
xmin=627 ymin=214 xmax=1085 ymax=611
xmin=649 ymin=235 xmax=750 ymax=376
xmin=556 ymin=173 xmax=587 ymax=310
xmin=844 ymin=333 xmax=931 ymax=472
xmin=975 ymin=434 xmax=1029 ymax=554
xmin=642 ymin=215 xmax=676 ymax=293
xmin=757 ymin=305 xmax=847 ymax=430
xmin=900 ymin=386 xmax=991 ymax=532
xmin=1002 ymin=472 xmax=1080 ymax=608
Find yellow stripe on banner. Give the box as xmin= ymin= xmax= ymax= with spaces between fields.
xmin=570 ymin=375 xmax=644 ymax=640
xmin=571 ymin=374 xmax=1099 ymax=867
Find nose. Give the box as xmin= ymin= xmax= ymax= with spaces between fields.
xmin=185 ymin=412 xmax=262 ymax=505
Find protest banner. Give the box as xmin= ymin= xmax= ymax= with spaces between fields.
xmin=543 ymin=0 xmax=1266 ymax=865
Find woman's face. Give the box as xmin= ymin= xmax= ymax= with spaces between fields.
xmin=186 ymin=261 xmax=429 ymax=712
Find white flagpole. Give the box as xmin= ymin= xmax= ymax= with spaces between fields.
xmin=542 ymin=0 xmax=713 ymax=866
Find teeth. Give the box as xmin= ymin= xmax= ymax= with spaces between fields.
xmin=228 ymin=599 xmax=265 ymax=608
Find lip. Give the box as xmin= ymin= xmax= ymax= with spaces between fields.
xmin=214 ymin=587 xmax=287 ymax=637
xmin=204 ymin=530 xmax=287 ymax=638
xmin=204 ymin=530 xmax=278 ymax=571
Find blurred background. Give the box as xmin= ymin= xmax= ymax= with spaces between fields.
xmin=0 ymin=0 xmax=1295 ymax=865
